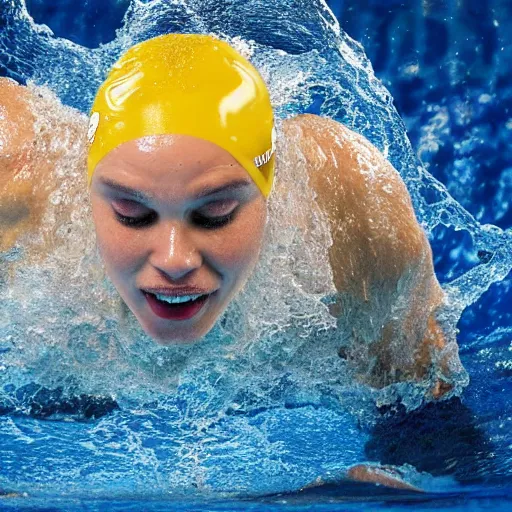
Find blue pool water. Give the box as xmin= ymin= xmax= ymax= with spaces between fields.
xmin=0 ymin=0 xmax=511 ymax=510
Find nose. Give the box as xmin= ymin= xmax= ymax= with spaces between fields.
xmin=149 ymin=222 xmax=202 ymax=280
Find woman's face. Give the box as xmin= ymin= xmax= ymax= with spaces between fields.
xmin=89 ymin=134 xmax=267 ymax=344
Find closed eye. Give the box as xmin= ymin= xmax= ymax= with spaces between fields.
xmin=112 ymin=202 xmax=239 ymax=230
xmin=113 ymin=210 xmax=156 ymax=228
xmin=190 ymin=208 xmax=239 ymax=229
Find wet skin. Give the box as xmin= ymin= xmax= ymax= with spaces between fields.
xmin=0 ymin=78 xmax=39 ymax=251
xmin=0 ymin=77 xmax=83 ymax=255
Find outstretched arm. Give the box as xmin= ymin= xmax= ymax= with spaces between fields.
xmin=281 ymin=114 xmax=454 ymax=397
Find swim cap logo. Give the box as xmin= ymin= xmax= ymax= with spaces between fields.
xmin=254 ymin=126 xmax=276 ymax=168
xmin=88 ymin=112 xmax=100 ymax=144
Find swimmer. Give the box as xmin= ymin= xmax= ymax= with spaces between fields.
xmin=1 ymin=32 xmax=460 ymax=492
xmin=0 ymin=34 xmax=456 ymax=400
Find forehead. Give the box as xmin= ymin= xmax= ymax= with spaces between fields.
xmin=95 ymin=133 xmax=249 ymax=199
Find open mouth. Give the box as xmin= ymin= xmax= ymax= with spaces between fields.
xmin=143 ymin=291 xmax=212 ymax=321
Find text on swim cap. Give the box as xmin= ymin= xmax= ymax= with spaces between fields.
xmin=88 ymin=112 xmax=100 ymax=144
xmin=254 ymin=126 xmax=276 ymax=168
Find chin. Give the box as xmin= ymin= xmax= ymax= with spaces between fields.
xmin=119 ymin=291 xmax=219 ymax=345
xmin=141 ymin=319 xmax=214 ymax=346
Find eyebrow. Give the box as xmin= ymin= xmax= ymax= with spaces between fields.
xmin=98 ymin=177 xmax=252 ymax=201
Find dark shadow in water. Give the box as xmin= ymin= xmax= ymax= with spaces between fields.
xmin=257 ymin=479 xmax=443 ymax=504
xmin=365 ymin=397 xmax=497 ymax=484
xmin=0 ymin=383 xmax=119 ymax=421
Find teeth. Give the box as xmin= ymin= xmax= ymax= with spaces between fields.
xmin=154 ymin=293 xmax=204 ymax=304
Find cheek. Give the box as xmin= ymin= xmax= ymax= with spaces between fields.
xmin=91 ymin=199 xmax=141 ymax=275
xmin=214 ymin=201 xmax=266 ymax=275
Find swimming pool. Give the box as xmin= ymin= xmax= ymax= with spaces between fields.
xmin=0 ymin=0 xmax=511 ymax=510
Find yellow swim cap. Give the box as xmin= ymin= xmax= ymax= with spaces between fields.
xmin=87 ymin=33 xmax=275 ymax=197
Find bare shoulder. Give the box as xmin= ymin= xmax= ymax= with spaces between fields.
xmin=281 ymin=113 xmax=411 ymax=207
xmin=281 ymin=113 xmax=412 ymax=213
xmin=0 ymin=77 xmax=37 ymax=172
xmin=0 ymin=78 xmax=86 ymax=253
xmin=282 ymin=113 xmax=386 ymax=169
xmin=281 ymin=113 xmax=429 ymax=289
